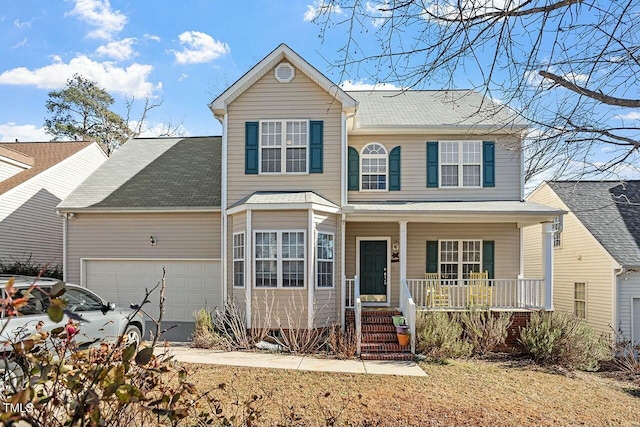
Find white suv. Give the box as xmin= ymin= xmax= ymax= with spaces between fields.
xmin=1 ymin=275 xmax=145 ymax=387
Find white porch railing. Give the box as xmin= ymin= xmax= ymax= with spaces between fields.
xmin=354 ymin=275 xmax=362 ymax=356
xmin=405 ymin=278 xmax=544 ymax=310
xmin=345 ymin=278 xmax=356 ymax=309
xmin=400 ymin=279 xmax=416 ymax=353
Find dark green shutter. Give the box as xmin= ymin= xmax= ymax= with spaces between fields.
xmin=309 ymin=120 xmax=323 ymax=173
xmin=389 ymin=146 xmax=401 ymax=191
xmin=483 ymin=141 xmax=495 ymax=187
xmin=426 ymin=141 xmax=439 ymax=188
xmin=482 ymin=241 xmax=495 ymax=279
xmin=348 ymin=146 xmax=359 ymax=190
xmin=426 ymin=241 xmax=438 ymax=273
xmin=245 ymin=122 xmax=259 ymax=174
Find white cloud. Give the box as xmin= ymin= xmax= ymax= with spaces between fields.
xmin=303 ymin=1 xmax=343 ymax=22
xmin=0 ymin=123 xmax=49 ymax=142
xmin=339 ymin=79 xmax=402 ymax=90
xmin=144 ymin=34 xmax=161 ymax=42
xmin=14 ymin=19 xmax=31 ymax=28
xmin=365 ymin=1 xmax=391 ymax=27
xmin=616 ymin=111 xmax=640 ymax=121
xmin=172 ymin=31 xmax=229 ymax=64
xmin=12 ymin=37 xmax=28 ymax=49
xmin=95 ymin=38 xmax=137 ymax=61
xmin=0 ymin=55 xmax=158 ymax=97
xmin=66 ymin=0 xmax=127 ymax=40
xmin=178 ymin=73 xmax=189 ymax=81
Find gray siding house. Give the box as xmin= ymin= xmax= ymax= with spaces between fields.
xmin=60 ymin=44 xmax=561 ymax=354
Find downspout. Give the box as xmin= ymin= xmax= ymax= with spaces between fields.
xmin=62 ymin=213 xmax=68 ymax=282
xmin=341 ymin=112 xmax=347 ymax=207
xmin=308 ymin=209 xmax=315 ymax=329
xmin=614 ymin=266 xmax=626 ymax=337
xmin=221 ymin=113 xmax=229 ymax=306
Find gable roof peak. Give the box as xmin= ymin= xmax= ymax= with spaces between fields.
xmin=209 ymin=43 xmax=357 ymax=117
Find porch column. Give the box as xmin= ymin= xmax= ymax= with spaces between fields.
xmin=542 ymin=222 xmax=554 ymax=311
xmin=399 ymin=221 xmax=408 ymax=302
xmin=245 ymin=210 xmax=252 ymax=328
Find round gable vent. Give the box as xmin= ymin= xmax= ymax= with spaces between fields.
xmin=275 ymin=62 xmax=295 ymax=83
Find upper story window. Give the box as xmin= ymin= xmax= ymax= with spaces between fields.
xmin=361 ymin=143 xmax=387 ymax=190
xmin=440 ymin=141 xmax=482 ymax=187
xmin=260 ymin=120 xmax=308 ymax=174
xmin=552 ymin=216 xmax=562 ymax=248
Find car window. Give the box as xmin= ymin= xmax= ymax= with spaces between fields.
xmin=14 ymin=287 xmax=49 ymax=316
xmin=63 ymin=287 xmax=104 ymax=312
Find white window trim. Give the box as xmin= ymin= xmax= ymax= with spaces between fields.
xmin=574 ymin=281 xmax=587 ymax=319
xmin=258 ymin=119 xmax=310 ymax=175
xmin=316 ymin=231 xmax=335 ymax=289
xmin=254 ymin=229 xmax=307 ymax=289
xmin=552 ymin=216 xmax=562 ymax=248
xmin=438 ymin=239 xmax=483 ymax=279
xmin=360 ymin=142 xmax=389 ymax=192
xmin=233 ymin=232 xmax=245 ymax=288
xmin=438 ymin=140 xmax=483 ymax=188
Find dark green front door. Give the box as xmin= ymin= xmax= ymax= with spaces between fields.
xmin=360 ymin=240 xmax=387 ymax=301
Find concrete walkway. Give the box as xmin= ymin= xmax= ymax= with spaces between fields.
xmin=157 ymin=346 xmax=427 ymax=377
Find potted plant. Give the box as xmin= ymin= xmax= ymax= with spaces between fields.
xmin=397 ymin=331 xmax=410 ymax=347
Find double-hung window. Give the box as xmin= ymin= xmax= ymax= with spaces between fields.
xmin=439 ymin=240 xmax=481 ymax=279
xmin=255 ymin=231 xmax=305 ymax=288
xmin=316 ymin=232 xmax=334 ymax=288
xmin=440 ymin=141 xmax=482 ymax=187
xmin=361 ymin=143 xmax=387 ymax=190
xmin=574 ymin=282 xmax=586 ymax=319
xmin=552 ymin=216 xmax=562 ymax=248
xmin=233 ymin=233 xmax=245 ymax=288
xmin=260 ymin=120 xmax=308 ymax=174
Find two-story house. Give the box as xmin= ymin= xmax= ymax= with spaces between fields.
xmin=58 ymin=44 xmax=562 ymax=353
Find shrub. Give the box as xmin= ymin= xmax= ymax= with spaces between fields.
xmin=325 ymin=324 xmax=357 ymax=359
xmin=0 ymin=256 xmax=63 ymax=279
xmin=192 ymin=308 xmax=228 ymax=349
xmin=518 ymin=311 xmax=612 ymax=371
xmin=415 ymin=312 xmax=472 ymax=359
xmin=461 ymin=310 xmax=512 ymax=355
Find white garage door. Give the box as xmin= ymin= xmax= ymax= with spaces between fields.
xmin=83 ymin=259 xmax=222 ymax=322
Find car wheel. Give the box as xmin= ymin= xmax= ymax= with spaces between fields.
xmin=123 ymin=325 xmax=142 ymax=348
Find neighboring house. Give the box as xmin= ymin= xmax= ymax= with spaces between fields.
xmin=0 ymin=141 xmax=106 ymax=269
xmin=524 ymin=180 xmax=640 ymax=344
xmin=59 ymin=44 xmax=562 ymax=351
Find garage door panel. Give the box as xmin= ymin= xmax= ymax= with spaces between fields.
xmin=84 ymin=260 xmax=222 ymax=322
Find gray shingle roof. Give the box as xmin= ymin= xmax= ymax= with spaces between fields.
xmin=549 ymin=181 xmax=640 ymax=267
xmin=58 ymin=137 xmax=221 ymax=210
xmin=347 ymin=90 xmax=527 ymax=130
xmin=230 ymin=191 xmax=339 ymax=209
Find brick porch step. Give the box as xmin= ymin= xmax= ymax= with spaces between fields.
xmin=361 ymin=352 xmax=414 ymax=361
xmin=362 ymin=332 xmax=398 ymax=343
xmin=361 ymin=323 xmax=397 ymax=333
xmin=361 ymin=342 xmax=410 ymax=352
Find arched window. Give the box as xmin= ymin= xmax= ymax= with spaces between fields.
xmin=361 ymin=143 xmax=388 ymax=190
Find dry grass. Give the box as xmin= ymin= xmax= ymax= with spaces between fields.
xmin=181 ymin=358 xmax=640 ymax=426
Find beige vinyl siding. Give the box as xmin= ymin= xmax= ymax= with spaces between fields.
xmin=226 ymin=62 xmax=343 ymax=207
xmin=526 ymin=184 xmax=616 ymax=336
xmin=405 ymin=223 xmax=521 ymax=280
xmin=66 ymin=212 xmax=221 ymax=284
xmin=617 ymin=272 xmax=640 ymax=343
xmin=348 ymin=135 xmax=521 ymax=202
xmin=314 ymin=212 xmax=340 ymax=327
xmin=0 ymin=143 xmax=106 ymax=266
xmin=522 ymin=223 xmax=543 ymax=278
xmin=346 ymin=222 xmax=400 ymax=307
xmin=228 ymin=212 xmax=247 ymax=311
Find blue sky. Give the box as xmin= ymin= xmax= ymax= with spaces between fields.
xmin=0 ymin=0 xmax=390 ymax=141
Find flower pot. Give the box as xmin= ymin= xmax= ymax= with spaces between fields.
xmin=392 ymin=315 xmax=405 ymax=326
xmin=396 ymin=324 xmax=409 ymax=334
xmin=397 ymin=333 xmax=410 ymax=347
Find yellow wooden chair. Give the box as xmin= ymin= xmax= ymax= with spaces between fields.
xmin=468 ymin=271 xmax=491 ymax=306
xmin=424 ymin=273 xmax=450 ymax=308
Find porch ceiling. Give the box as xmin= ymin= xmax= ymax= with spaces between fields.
xmin=342 ymin=201 xmax=564 ymax=226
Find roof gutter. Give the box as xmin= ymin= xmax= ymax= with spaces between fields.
xmin=56 ymin=207 xmax=222 ymax=214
